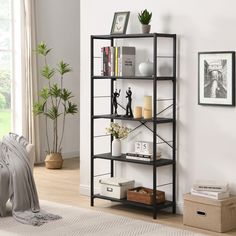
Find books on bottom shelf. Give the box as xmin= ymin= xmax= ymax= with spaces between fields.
xmin=126 ymin=152 xmax=161 ymax=162
xmin=191 ymin=188 xmax=230 ymax=200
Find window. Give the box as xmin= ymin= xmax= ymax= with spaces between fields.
xmin=0 ymin=0 xmax=21 ymax=138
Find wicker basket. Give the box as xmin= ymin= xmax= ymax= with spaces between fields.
xmin=127 ymin=187 xmax=165 ymax=205
xmin=45 ymin=153 xmax=63 ymax=169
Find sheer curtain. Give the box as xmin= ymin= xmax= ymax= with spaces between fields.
xmin=21 ymin=0 xmax=41 ymax=162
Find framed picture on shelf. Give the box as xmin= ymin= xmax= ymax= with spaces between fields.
xmin=110 ymin=11 xmax=130 ymax=35
xmin=198 ymin=51 xmax=235 ymax=106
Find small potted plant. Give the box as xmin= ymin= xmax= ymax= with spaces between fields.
xmin=106 ymin=122 xmax=131 ymax=156
xmin=33 ymin=42 xmax=78 ymax=169
xmin=138 ymin=9 xmax=152 ymax=34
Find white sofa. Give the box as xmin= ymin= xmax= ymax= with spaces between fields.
xmin=26 ymin=144 xmax=35 ymax=171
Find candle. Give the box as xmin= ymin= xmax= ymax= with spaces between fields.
xmin=143 ymin=96 xmax=152 ymax=119
xmin=134 ymin=106 xmax=142 ymax=119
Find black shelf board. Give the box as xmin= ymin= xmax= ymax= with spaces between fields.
xmin=93 ymin=194 xmax=174 ymax=210
xmin=91 ymin=33 xmax=176 ymax=39
xmin=92 ymin=114 xmax=174 ymax=123
xmin=92 ymin=76 xmax=175 ymax=81
xmin=93 ymin=153 xmax=175 ymax=167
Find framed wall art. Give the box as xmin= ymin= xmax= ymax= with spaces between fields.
xmin=110 ymin=11 xmax=130 ymax=35
xmin=198 ymin=51 xmax=235 ymax=106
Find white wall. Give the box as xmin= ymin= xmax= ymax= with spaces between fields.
xmin=80 ymin=0 xmax=236 ymax=212
xmin=36 ymin=0 xmax=80 ymax=159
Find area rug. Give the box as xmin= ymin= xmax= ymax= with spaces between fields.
xmin=0 ymin=200 xmax=206 ymax=236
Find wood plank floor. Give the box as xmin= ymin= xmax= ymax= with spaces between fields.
xmin=34 ymin=158 xmax=236 ymax=236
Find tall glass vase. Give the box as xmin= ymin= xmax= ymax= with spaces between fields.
xmin=112 ymin=138 xmax=121 ymax=156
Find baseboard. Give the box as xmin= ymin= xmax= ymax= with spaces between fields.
xmin=62 ymin=150 xmax=80 ymax=159
xmin=176 ymin=201 xmax=183 ymax=214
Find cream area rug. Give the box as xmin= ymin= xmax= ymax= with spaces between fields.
xmin=0 ymin=200 xmax=206 ymax=236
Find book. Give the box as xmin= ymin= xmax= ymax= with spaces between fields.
xmin=193 ymin=180 xmax=229 ymax=192
xmin=191 ymin=188 xmax=230 ymax=200
xmin=126 ymin=155 xmax=153 ymax=162
xmin=118 ymin=47 xmax=135 ymax=77
xmin=126 ymin=151 xmax=161 ymax=158
xmin=110 ymin=47 xmax=115 ymax=76
xmin=126 ymin=152 xmax=161 ymax=162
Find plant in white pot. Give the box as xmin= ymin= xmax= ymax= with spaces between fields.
xmin=138 ymin=9 xmax=152 ymax=34
xmin=33 ymin=42 xmax=78 ymax=169
xmin=106 ymin=122 xmax=131 ymax=157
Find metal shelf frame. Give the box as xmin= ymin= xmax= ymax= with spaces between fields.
xmin=90 ymin=33 xmax=177 ymax=219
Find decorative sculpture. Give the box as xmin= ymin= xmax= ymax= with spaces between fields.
xmin=125 ymin=87 xmax=133 ymax=118
xmin=112 ymin=89 xmax=121 ymax=116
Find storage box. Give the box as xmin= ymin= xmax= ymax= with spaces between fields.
xmin=99 ymin=177 xmax=134 ymax=199
xmin=183 ymin=193 xmax=236 ymax=232
xmin=127 ymin=187 xmax=165 ymax=205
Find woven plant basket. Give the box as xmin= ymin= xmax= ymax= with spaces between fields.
xmin=45 ymin=153 xmax=63 ymax=169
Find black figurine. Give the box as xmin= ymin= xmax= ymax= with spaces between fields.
xmin=112 ymin=89 xmax=121 ymax=116
xmin=125 ymin=87 xmax=133 ymax=118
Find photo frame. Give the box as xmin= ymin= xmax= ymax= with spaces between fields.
xmin=110 ymin=11 xmax=130 ymax=35
xmin=198 ymin=51 xmax=235 ymax=106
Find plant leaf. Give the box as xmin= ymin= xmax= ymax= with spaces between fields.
xmin=57 ymin=61 xmax=72 ymax=75
xmin=41 ymin=65 xmax=55 ymax=80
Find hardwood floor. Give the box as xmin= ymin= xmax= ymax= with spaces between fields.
xmin=34 ymin=158 xmax=236 ymax=236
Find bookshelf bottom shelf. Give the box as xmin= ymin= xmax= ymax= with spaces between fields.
xmin=92 ymin=194 xmax=174 ymax=211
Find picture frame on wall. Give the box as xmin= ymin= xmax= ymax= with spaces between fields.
xmin=198 ymin=51 xmax=235 ymax=106
xmin=110 ymin=11 xmax=130 ymax=35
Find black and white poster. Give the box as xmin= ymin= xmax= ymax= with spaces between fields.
xmin=198 ymin=51 xmax=235 ymax=106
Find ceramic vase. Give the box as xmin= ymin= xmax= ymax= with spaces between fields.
xmin=112 ymin=138 xmax=121 ymax=156
xmin=139 ymin=61 xmax=154 ymax=76
xmin=142 ymin=24 xmax=151 ymax=34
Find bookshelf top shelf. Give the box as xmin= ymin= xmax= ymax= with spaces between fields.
xmin=91 ymin=33 xmax=176 ymax=40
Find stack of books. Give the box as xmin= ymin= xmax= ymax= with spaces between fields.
xmin=101 ymin=46 xmax=135 ymax=77
xmin=126 ymin=151 xmax=161 ymax=162
xmin=191 ymin=180 xmax=230 ymax=200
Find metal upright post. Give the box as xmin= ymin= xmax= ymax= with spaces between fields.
xmin=152 ymin=34 xmax=157 ymax=219
xmin=110 ymin=38 xmax=114 ymax=178
xmin=172 ymin=34 xmax=177 ymax=214
xmin=90 ymin=36 xmax=94 ymax=206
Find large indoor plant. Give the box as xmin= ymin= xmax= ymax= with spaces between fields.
xmin=33 ymin=42 xmax=78 ymax=169
xmin=138 ymin=9 xmax=152 ymax=34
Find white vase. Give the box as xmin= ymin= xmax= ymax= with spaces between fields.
xmin=139 ymin=61 xmax=154 ymax=76
xmin=112 ymin=139 xmax=121 ymax=157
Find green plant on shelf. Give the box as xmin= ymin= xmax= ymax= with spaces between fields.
xmin=138 ymin=9 xmax=152 ymax=25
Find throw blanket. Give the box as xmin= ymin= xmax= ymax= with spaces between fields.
xmin=0 ymin=133 xmax=61 ymax=226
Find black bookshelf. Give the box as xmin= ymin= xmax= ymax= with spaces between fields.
xmin=90 ymin=32 xmax=177 ymax=219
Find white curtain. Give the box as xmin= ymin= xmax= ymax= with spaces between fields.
xmin=21 ymin=0 xmax=41 ymax=163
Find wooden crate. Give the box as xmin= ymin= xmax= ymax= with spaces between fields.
xmin=127 ymin=187 xmax=165 ymax=205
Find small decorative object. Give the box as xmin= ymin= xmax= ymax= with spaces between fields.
xmin=198 ymin=51 xmax=235 ymax=106
xmin=106 ymin=122 xmax=131 ymax=156
xmin=110 ymin=11 xmax=130 ymax=35
xmin=139 ymin=60 xmax=154 ymax=76
xmin=143 ymin=96 xmax=152 ymax=119
xmin=125 ymin=87 xmax=133 ymax=117
xmin=134 ymin=141 xmax=161 ymax=156
xmin=134 ymin=106 xmax=142 ymax=119
xmin=33 ymin=42 xmax=78 ymax=169
xmin=112 ymin=89 xmax=121 ymax=116
xmin=138 ymin=9 xmax=152 ymax=34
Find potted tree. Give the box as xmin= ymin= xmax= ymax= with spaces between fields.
xmin=33 ymin=42 xmax=78 ymax=169
xmin=138 ymin=9 xmax=152 ymax=34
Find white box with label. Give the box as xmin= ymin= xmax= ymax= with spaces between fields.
xmin=99 ymin=177 xmax=135 ymax=199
